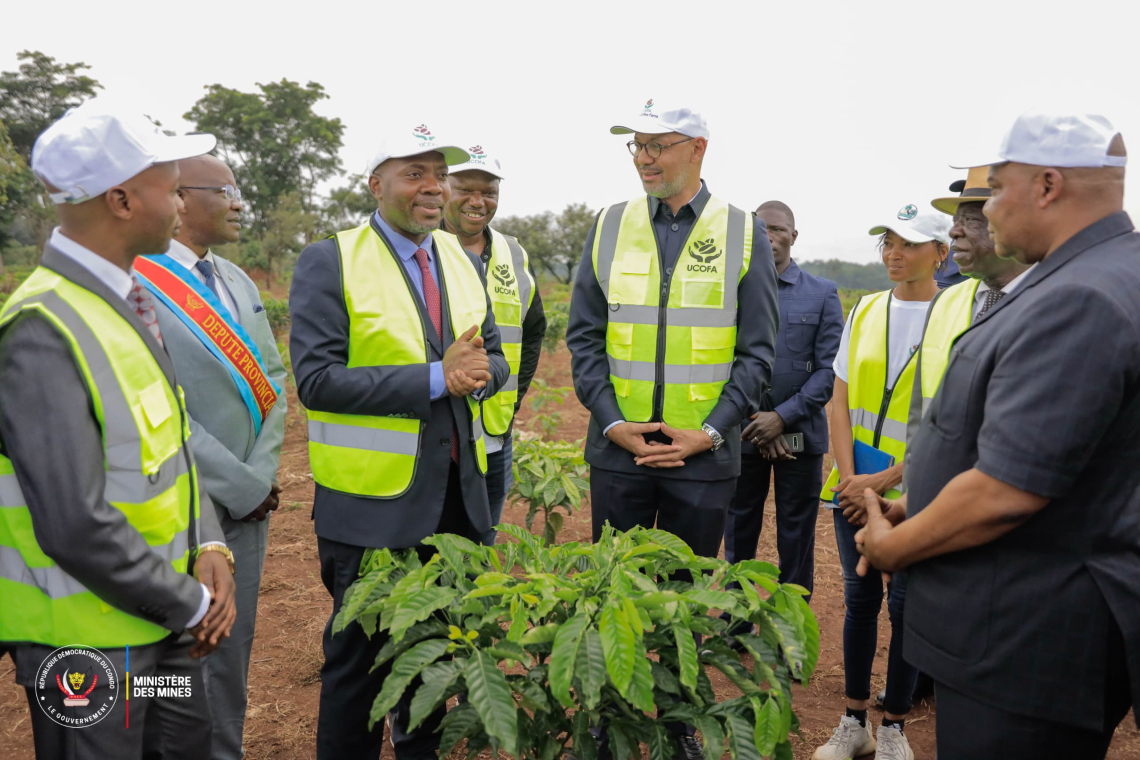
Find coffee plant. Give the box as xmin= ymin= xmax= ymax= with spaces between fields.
xmin=543 ymin=301 xmax=569 ymax=355
xmin=334 ymin=525 xmax=818 ymax=760
xmin=508 ymin=434 xmax=588 ymax=544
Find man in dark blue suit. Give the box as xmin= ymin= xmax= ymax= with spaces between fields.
xmin=724 ymin=201 xmax=843 ymax=599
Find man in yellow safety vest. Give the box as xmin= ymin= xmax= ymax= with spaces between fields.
xmin=566 ymin=99 xmax=778 ymax=758
xmin=441 ymin=145 xmax=547 ymax=545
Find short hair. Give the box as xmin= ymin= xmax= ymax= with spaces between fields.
xmin=756 ymin=200 xmax=795 ymax=229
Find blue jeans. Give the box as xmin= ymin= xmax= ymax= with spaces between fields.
xmin=482 ymin=434 xmax=513 ymax=546
xmin=832 ymin=508 xmax=918 ymax=716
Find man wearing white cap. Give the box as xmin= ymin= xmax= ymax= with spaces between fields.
xmin=856 ymin=110 xmax=1139 ymax=757
xmin=289 ymin=124 xmax=508 ymax=759
xmin=0 ymin=98 xmax=235 ymax=759
xmin=566 ymin=100 xmax=777 ymax=759
xmin=441 ymin=146 xmax=547 ymax=545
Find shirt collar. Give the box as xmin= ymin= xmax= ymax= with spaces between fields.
xmin=374 ymin=210 xmax=434 ymax=262
xmin=974 ymin=263 xmax=1038 ymax=298
xmin=778 ymin=258 xmax=802 ymax=285
xmin=647 ymin=180 xmax=710 ymax=219
xmin=166 ymin=239 xmax=204 ymax=271
xmin=49 ymin=228 xmax=135 ymax=300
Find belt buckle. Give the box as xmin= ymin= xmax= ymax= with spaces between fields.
xmin=805 ymin=360 xmax=813 ymax=372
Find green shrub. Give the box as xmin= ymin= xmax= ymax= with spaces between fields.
xmin=260 ymin=293 xmax=290 ymax=335
xmin=543 ymin=302 xmax=569 ymax=355
xmin=508 ymin=432 xmax=588 ymax=544
xmin=334 ymin=525 xmax=818 ymax=760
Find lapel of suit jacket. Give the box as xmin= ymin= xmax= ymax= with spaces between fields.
xmin=960 ymin=211 xmax=1136 ymax=336
xmin=40 ymin=244 xmax=178 ymax=389
xmin=368 ymin=216 xmax=445 ymax=357
xmin=214 ymin=256 xmax=254 ymax=327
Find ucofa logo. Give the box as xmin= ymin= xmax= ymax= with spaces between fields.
xmin=686 ymin=238 xmax=722 ymax=272
xmin=467 ymin=145 xmax=486 ymax=165
xmin=413 ymin=124 xmax=436 ymax=144
xmin=492 ymin=264 xmax=516 ymax=295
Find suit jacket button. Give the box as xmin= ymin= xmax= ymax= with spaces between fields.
xmin=441 ymin=438 xmax=450 ymax=446
xmin=801 ymin=316 xmax=807 ymax=321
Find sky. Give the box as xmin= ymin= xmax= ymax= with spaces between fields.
xmin=4 ymin=0 xmax=1138 ymax=263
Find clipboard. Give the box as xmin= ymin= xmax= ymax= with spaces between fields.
xmin=820 ymin=441 xmax=897 ymax=506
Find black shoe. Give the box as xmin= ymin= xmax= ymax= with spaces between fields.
xmin=674 ymin=734 xmax=704 ymax=760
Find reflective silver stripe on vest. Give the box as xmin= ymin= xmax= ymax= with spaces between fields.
xmin=504 ymin=235 xmax=532 ymax=322
xmin=0 ymin=473 xmax=24 ymax=506
xmin=608 ymin=356 xmax=732 ymax=385
xmin=849 ymin=407 xmax=908 ymax=444
xmin=500 ymin=376 xmax=519 ymax=393
xmin=471 ymin=410 xmax=484 ymax=441
xmin=104 ymin=452 xmax=189 ymax=504
xmin=596 ymin=201 xmax=746 ymax=326
xmin=497 ymin=325 xmax=523 ymax=343
xmin=5 ymin=291 xmax=154 ymax=472
xmin=0 ymin=531 xmax=190 ymax=600
xmin=308 ymin=420 xmax=419 ymax=457
xmin=593 ymin=202 xmax=629 ymax=298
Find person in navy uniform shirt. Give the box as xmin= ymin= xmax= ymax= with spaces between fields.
xmin=724 ymin=201 xmax=843 ymax=598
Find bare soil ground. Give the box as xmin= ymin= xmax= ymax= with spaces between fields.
xmin=1 ymin=339 xmax=1137 ymax=759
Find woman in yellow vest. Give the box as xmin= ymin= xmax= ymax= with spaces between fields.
xmin=813 ymin=204 xmax=950 ymax=760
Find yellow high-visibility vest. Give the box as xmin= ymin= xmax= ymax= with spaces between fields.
xmin=821 ymin=290 xmax=926 ymax=501
xmin=0 ymin=268 xmax=200 ymax=647
xmin=591 ymin=195 xmax=753 ymax=429
xmin=307 ymin=224 xmax=489 ymax=498
xmin=481 ymin=228 xmax=535 ymax=436
xmin=916 ymin=279 xmax=980 ymax=408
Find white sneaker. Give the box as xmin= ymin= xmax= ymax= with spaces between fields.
xmin=812 ymin=715 xmax=876 ymax=760
xmin=874 ymin=725 xmax=914 ymax=760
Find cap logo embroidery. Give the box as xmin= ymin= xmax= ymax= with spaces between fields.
xmin=642 ymin=98 xmax=658 ymax=119
xmin=644 ymin=99 xmax=654 ymax=111
xmin=898 ymin=204 xmax=918 ymax=220
xmin=468 ymin=145 xmax=486 ymax=165
xmin=413 ymin=124 xmax=436 ymax=144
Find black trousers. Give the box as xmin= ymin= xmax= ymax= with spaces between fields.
xmin=316 ymin=463 xmax=474 ymax=760
xmin=15 ymin=633 xmax=211 ymax=760
xmin=590 ymin=467 xmax=736 ymax=560
xmin=933 ymin=622 xmax=1133 ymax=759
xmin=723 ymin=452 xmax=823 ymax=599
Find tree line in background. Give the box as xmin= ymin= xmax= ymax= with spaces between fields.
xmin=0 ymin=50 xmax=597 ymax=288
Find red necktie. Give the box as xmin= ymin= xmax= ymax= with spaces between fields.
xmin=414 ymin=248 xmax=460 ymax=464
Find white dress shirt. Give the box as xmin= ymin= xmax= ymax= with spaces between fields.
xmin=50 ymin=228 xmax=218 ymax=628
xmin=166 ymin=239 xmax=238 ymax=318
xmin=972 ymin=264 xmax=1038 ymax=321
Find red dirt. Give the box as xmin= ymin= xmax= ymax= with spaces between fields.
xmin=1 ymin=337 xmax=1137 ymax=759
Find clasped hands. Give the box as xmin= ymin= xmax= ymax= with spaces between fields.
xmin=443 ymin=325 xmax=490 ymax=397
xmin=741 ymin=411 xmax=794 ymax=461
xmin=854 ymin=489 xmax=908 ymax=582
xmin=189 ymin=550 xmax=237 ymax=659
xmin=606 ymin=421 xmax=713 ymax=468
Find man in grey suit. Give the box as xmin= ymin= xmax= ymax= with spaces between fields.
xmin=149 ymin=154 xmax=288 ymax=760
xmin=856 ymin=111 xmax=1139 ymax=758
xmin=0 ymin=100 xmax=235 ymax=759
xmin=290 ymin=128 xmax=508 ymax=760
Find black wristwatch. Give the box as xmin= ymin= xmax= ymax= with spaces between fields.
xmin=701 ymin=423 xmax=725 ymax=451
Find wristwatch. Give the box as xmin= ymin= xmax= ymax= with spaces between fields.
xmin=701 ymin=423 xmax=725 ymax=451
xmin=195 ymin=544 xmax=235 ymax=575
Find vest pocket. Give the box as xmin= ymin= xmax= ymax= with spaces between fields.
xmin=689 ymin=326 xmax=735 ymax=401
xmin=607 ymin=322 xmax=635 ymax=397
xmin=680 ymin=278 xmax=724 ymax=309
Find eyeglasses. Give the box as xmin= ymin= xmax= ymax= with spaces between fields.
xmin=180 ymin=184 xmax=242 ymax=201
xmin=626 ymin=137 xmax=694 ymax=158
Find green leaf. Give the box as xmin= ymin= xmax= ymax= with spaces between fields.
xmin=685 ymin=589 xmax=739 ymax=614
xmin=600 ymin=603 xmax=635 ymax=697
xmin=674 ymin=624 xmax=700 ymax=695
xmin=572 ymin=710 xmax=598 ymax=760
xmin=649 ymin=660 xmax=681 ymax=695
xmin=725 ymin=710 xmax=763 ymax=760
xmin=487 ymin=640 xmax=528 ymax=664
xmin=368 ymin=639 xmax=450 ymax=728
xmin=694 ymin=716 xmax=726 ymax=760
xmin=628 ymin=636 xmax=656 ymax=712
xmin=372 ymin=619 xmax=449 ymax=670
xmin=649 ymin=724 xmax=673 ymax=760
xmin=510 ymin=677 xmax=551 ymax=714
xmin=521 ymin=622 xmax=560 ymax=646
xmin=388 ymin=586 xmax=456 ymax=642
xmin=638 ymin=529 xmax=695 ymax=558
xmin=438 ymin=701 xmax=482 ymax=758
xmin=549 ymin=612 xmax=589 ymax=708
xmin=702 ymin=653 xmax=763 ymax=696
xmin=407 ymin=660 xmax=462 ymax=730
xmin=575 ymin=628 xmax=606 ymax=710
xmin=609 ymin=723 xmax=635 ymax=760
xmin=561 ymin=473 xmax=581 ymax=506
xmin=332 ymin=563 xmax=395 ymax=635
xmin=752 ymin=696 xmax=781 ymax=756
xmin=463 ymin=650 xmax=518 ymax=757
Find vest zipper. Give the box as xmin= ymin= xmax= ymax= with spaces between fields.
xmin=872 ymin=387 xmax=892 ymax=449
xmin=653 ymin=273 xmax=670 ymax=421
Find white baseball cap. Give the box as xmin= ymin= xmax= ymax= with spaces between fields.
xmin=952 ymin=109 xmax=1127 ymax=169
xmin=869 ymin=204 xmax=952 ymax=245
xmin=448 ymin=144 xmax=505 ymax=179
xmin=610 ymin=98 xmax=709 ymax=139
xmin=32 ymin=97 xmax=216 ymax=205
xmin=364 ymin=123 xmax=470 ymax=176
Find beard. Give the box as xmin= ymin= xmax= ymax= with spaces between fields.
xmin=643 ymin=163 xmax=692 ymax=199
